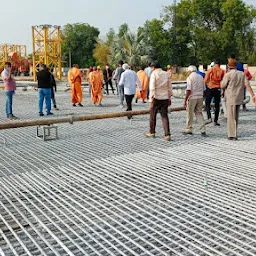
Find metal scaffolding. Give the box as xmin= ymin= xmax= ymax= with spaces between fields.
xmin=32 ymin=25 xmax=62 ymax=81
xmin=0 ymin=44 xmax=27 ymax=68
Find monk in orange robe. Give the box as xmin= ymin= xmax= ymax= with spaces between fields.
xmin=136 ymin=66 xmax=149 ymax=103
xmin=89 ymin=66 xmax=103 ymax=105
xmin=68 ymin=64 xmax=83 ymax=107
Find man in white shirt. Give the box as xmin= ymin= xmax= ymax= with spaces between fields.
xmin=145 ymin=63 xmax=172 ymax=141
xmin=183 ymin=65 xmax=206 ymax=136
xmin=119 ymin=64 xmax=142 ymax=119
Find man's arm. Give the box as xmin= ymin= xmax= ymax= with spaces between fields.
xmin=2 ymin=70 xmax=11 ymax=81
xmin=149 ymin=72 xmax=156 ymax=100
xmin=112 ymin=69 xmax=118 ymax=81
xmin=184 ymin=77 xmax=192 ymax=108
xmin=204 ymin=69 xmax=211 ymax=84
xmin=136 ymin=74 xmax=142 ymax=91
xmin=168 ymin=78 xmax=172 ymax=98
xmin=119 ymin=72 xmax=125 ymax=86
xmin=245 ymin=76 xmax=256 ymax=104
xmin=221 ymin=73 xmax=229 ymax=90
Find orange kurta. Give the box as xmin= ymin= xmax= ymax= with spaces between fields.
xmin=136 ymin=70 xmax=149 ymax=100
xmin=90 ymin=71 xmax=103 ymax=104
xmin=68 ymin=67 xmax=83 ymax=104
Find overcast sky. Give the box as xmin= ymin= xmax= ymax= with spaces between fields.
xmin=0 ymin=0 xmax=255 ymax=53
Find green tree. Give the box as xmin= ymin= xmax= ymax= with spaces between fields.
xmin=142 ymin=19 xmax=173 ymax=67
xmin=62 ymin=23 xmax=100 ymax=68
xmin=162 ymin=0 xmax=256 ymax=65
xmin=109 ymin=29 xmax=154 ymax=68
xmin=118 ymin=23 xmax=129 ymax=39
xmin=106 ymin=28 xmax=116 ymax=46
xmin=93 ymin=40 xmax=111 ymax=66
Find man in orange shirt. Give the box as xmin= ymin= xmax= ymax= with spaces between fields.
xmin=204 ymin=60 xmax=224 ymax=126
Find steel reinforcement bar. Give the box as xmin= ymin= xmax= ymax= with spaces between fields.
xmin=0 ymin=106 xmax=186 ymax=130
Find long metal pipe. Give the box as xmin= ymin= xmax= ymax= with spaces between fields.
xmin=0 ymin=106 xmax=186 ymax=130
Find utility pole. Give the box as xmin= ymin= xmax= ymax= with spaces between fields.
xmin=69 ymin=50 xmax=72 ymax=68
xmin=173 ymin=0 xmax=177 ymax=66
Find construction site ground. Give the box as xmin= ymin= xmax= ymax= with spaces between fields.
xmin=0 ymin=87 xmax=256 ymax=256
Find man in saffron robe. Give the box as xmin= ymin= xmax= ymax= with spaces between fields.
xmin=68 ymin=64 xmax=83 ymax=107
xmin=136 ymin=66 xmax=149 ymax=103
xmin=89 ymin=66 xmax=103 ymax=106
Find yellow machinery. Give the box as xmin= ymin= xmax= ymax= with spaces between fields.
xmin=0 ymin=44 xmax=27 ymax=68
xmin=32 ymin=25 xmax=62 ymax=81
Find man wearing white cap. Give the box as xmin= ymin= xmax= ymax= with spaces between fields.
xmin=119 ymin=64 xmax=142 ymax=119
xmin=183 ymin=65 xmax=206 ymax=136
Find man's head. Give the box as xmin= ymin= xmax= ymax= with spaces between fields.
xmin=118 ymin=60 xmax=124 ymax=67
xmin=140 ymin=65 xmax=147 ymax=71
xmin=4 ymin=62 xmax=11 ymax=70
xmin=41 ymin=64 xmax=47 ymax=70
xmin=122 ymin=63 xmax=130 ymax=70
xmin=214 ymin=59 xmax=221 ymax=66
xmin=97 ymin=66 xmax=101 ymax=70
xmin=187 ymin=65 xmax=197 ymax=73
xmin=106 ymin=65 xmax=109 ymax=69
xmin=151 ymin=62 xmax=161 ymax=71
xmin=228 ymin=59 xmax=237 ymax=69
xmin=203 ymin=64 xmax=208 ymax=71
xmin=93 ymin=66 xmax=97 ymax=71
xmin=167 ymin=65 xmax=171 ymax=69
xmin=73 ymin=64 xmax=79 ymax=68
xmin=229 ymin=54 xmax=236 ymax=60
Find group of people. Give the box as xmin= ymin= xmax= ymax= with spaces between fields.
xmin=182 ymin=55 xmax=256 ymax=140
xmin=1 ymin=57 xmax=255 ymax=141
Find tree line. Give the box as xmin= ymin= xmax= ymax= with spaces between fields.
xmin=62 ymin=0 xmax=256 ymax=69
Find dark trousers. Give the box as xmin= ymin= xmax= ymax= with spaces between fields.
xmin=105 ymin=80 xmax=114 ymax=94
xmin=243 ymin=88 xmax=246 ymax=109
xmin=205 ymin=88 xmax=221 ymax=122
xmin=51 ymin=88 xmax=57 ymax=107
xmin=125 ymin=94 xmax=134 ymax=119
xmin=150 ymin=99 xmax=170 ymax=136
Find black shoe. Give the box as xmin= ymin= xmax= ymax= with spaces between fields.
xmin=228 ymin=137 xmax=238 ymax=141
xmin=214 ymin=122 xmax=220 ymax=126
xmin=73 ymin=104 xmax=76 ymax=107
xmin=135 ymin=98 xmax=138 ymax=103
xmin=201 ymin=132 xmax=207 ymax=137
xmin=47 ymin=112 xmax=54 ymax=116
xmin=7 ymin=115 xmax=18 ymax=120
xmin=182 ymin=131 xmax=193 ymax=135
xmin=78 ymin=103 xmax=84 ymax=107
xmin=39 ymin=113 xmax=44 ymax=117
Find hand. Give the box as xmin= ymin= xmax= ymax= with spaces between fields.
xmin=168 ymin=98 xmax=172 ymax=106
xmin=253 ymin=95 xmax=256 ymax=104
xmin=184 ymin=100 xmax=187 ymax=108
xmin=34 ymin=87 xmax=38 ymax=91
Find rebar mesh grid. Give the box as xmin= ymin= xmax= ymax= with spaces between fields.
xmin=0 ymin=88 xmax=256 ymax=255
